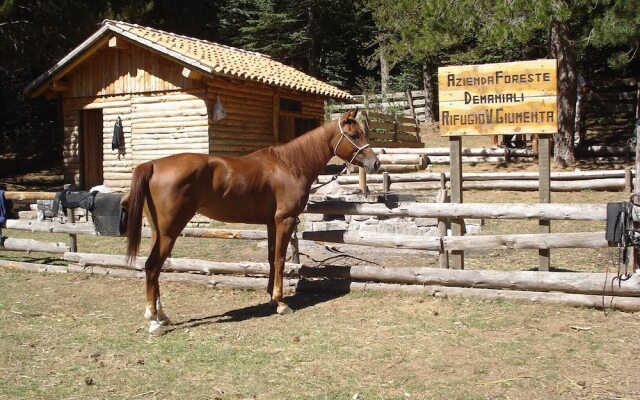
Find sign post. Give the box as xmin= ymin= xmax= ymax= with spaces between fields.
xmin=438 ymin=59 xmax=558 ymax=270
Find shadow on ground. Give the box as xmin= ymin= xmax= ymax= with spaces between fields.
xmin=164 ymin=291 xmax=346 ymax=334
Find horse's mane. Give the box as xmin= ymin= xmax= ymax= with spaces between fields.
xmin=271 ymin=123 xmax=332 ymax=174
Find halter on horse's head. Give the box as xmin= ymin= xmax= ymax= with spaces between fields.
xmin=332 ymin=109 xmax=380 ymax=173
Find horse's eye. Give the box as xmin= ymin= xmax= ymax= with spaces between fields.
xmin=350 ymin=133 xmax=359 ymax=140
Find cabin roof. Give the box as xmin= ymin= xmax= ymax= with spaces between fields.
xmin=25 ymin=19 xmax=353 ymax=100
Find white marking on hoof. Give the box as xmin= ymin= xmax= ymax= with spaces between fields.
xmin=149 ymin=320 xmax=165 ymax=336
xmin=277 ymin=305 xmax=293 ymax=315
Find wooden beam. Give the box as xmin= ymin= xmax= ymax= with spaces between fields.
xmin=304 ymin=201 xmax=607 ymax=221
xmin=273 ymin=90 xmax=280 ymax=142
xmin=0 ymin=237 xmax=69 ymax=254
xmin=108 ymin=36 xmax=128 ymax=49
xmin=182 ymin=67 xmax=202 ymax=80
xmin=50 ymin=80 xmax=69 ymax=92
xmin=30 ymin=35 xmax=111 ymax=98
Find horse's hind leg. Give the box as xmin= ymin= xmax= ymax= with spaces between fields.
xmin=145 ymin=233 xmax=177 ymax=336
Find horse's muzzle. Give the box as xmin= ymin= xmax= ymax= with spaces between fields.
xmin=362 ymin=156 xmax=380 ymax=174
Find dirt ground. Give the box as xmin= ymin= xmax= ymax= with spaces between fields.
xmin=1 ymin=268 xmax=639 ymax=400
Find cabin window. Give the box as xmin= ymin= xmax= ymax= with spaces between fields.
xmin=280 ymin=98 xmax=302 ymax=113
xmin=295 ymin=118 xmax=320 ymax=137
xmin=277 ymin=97 xmax=321 ymax=141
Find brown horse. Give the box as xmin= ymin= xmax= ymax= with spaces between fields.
xmin=123 ymin=109 xmax=378 ymax=335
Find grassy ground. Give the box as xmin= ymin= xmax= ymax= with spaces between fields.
xmin=1 ymin=268 xmax=639 ymax=400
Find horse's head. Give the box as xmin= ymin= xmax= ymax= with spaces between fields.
xmin=332 ymin=109 xmax=380 ymax=173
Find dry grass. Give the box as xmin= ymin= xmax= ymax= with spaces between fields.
xmin=1 ymin=268 xmax=639 ymax=400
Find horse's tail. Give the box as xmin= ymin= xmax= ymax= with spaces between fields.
xmin=125 ymin=161 xmax=153 ymax=264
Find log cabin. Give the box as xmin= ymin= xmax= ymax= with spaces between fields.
xmin=25 ymin=20 xmax=352 ymax=192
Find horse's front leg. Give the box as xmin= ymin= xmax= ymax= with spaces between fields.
xmin=272 ymin=216 xmax=296 ymax=315
xmin=266 ymin=223 xmax=276 ymax=299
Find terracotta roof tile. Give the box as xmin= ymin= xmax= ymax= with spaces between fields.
xmin=105 ymin=20 xmax=351 ymax=100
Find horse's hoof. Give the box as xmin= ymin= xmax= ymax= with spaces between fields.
xmin=159 ymin=316 xmax=171 ymax=326
xmin=277 ymin=305 xmax=293 ymax=315
xmin=148 ymin=321 xmax=166 ymax=336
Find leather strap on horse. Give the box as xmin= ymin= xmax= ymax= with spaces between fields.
xmin=310 ymin=164 xmax=348 ymax=193
xmin=310 ymin=117 xmax=368 ymax=193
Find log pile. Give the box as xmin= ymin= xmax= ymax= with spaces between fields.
xmin=373 ymin=147 xmax=535 ymax=165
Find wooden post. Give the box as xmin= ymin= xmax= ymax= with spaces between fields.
xmin=449 ymin=137 xmax=464 ymax=269
xmin=291 ymin=226 xmax=300 ymax=264
xmin=382 ymin=172 xmax=390 ymax=192
xmin=538 ymin=136 xmax=551 ymax=271
xmin=438 ymin=172 xmax=449 ymax=269
xmin=64 ymin=184 xmax=77 ymax=253
xmin=625 ymin=168 xmax=633 ymax=193
xmin=359 ymin=167 xmax=367 ymax=194
xmin=635 ymin=81 xmax=640 ymax=193
xmin=406 ymin=90 xmax=421 ymax=142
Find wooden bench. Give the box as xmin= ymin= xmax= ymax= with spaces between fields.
xmin=363 ymin=111 xmax=424 ymax=148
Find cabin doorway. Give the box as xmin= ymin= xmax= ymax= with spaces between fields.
xmin=80 ymin=109 xmax=104 ymax=190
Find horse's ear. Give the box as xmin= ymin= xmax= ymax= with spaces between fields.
xmin=349 ymin=108 xmax=359 ymax=119
xmin=341 ymin=111 xmax=351 ymax=124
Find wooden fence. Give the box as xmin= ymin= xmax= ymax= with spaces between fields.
xmin=319 ymin=168 xmax=636 ymax=192
xmin=329 ymin=90 xmax=429 ymax=122
xmin=1 ymin=191 xmax=638 ymax=312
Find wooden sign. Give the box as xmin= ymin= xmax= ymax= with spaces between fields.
xmin=438 ymin=59 xmax=557 ymax=136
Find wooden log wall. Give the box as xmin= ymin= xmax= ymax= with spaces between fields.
xmin=130 ymin=90 xmax=209 ymax=170
xmin=206 ymin=79 xmax=325 ymax=157
xmin=67 ymin=46 xmax=202 ymax=98
xmin=59 ymin=42 xmax=328 ymax=189
xmin=61 ymin=45 xmax=207 ymax=191
xmin=62 ymin=94 xmax=134 ymax=189
xmin=207 ymin=79 xmax=275 ymax=156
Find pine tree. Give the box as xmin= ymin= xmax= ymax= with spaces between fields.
xmin=369 ymin=0 xmax=482 ymax=122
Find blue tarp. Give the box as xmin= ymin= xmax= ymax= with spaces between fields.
xmin=0 ymin=190 xmax=6 ymax=224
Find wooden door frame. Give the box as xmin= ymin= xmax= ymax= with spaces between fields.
xmin=79 ymin=109 xmax=104 ymax=190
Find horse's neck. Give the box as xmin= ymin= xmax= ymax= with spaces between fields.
xmin=276 ymin=124 xmax=335 ymax=185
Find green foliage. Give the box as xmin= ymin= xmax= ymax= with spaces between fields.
xmin=224 ymin=0 xmax=376 ymax=87
xmin=2 ymin=0 xmax=638 ymax=170
xmin=478 ymin=0 xmax=640 ymax=73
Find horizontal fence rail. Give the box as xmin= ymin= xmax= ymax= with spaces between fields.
xmin=1 ymin=190 xmax=637 ymax=312
xmin=304 ymin=201 xmax=607 ymax=221
xmin=318 ymin=168 xmax=635 ymax=192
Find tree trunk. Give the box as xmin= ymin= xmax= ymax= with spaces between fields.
xmin=550 ymin=19 xmax=577 ymax=165
xmin=422 ymin=59 xmax=436 ymax=123
xmin=379 ymin=36 xmax=390 ymax=102
xmin=306 ymin=4 xmax=318 ymax=76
